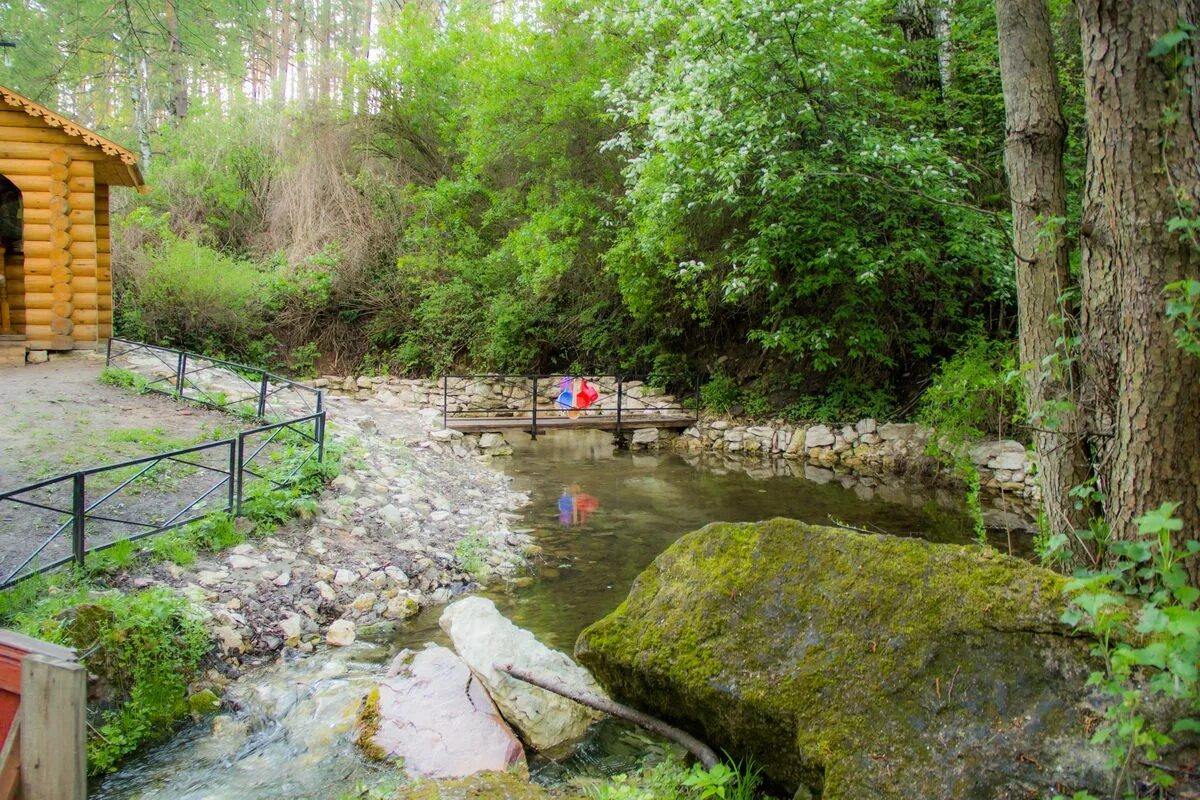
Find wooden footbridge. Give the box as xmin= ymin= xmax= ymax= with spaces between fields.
xmin=440 ymin=374 xmax=699 ymax=440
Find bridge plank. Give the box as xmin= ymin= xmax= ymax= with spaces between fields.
xmin=446 ymin=413 xmax=696 ymax=434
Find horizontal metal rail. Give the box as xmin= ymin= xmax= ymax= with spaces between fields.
xmin=438 ymin=373 xmax=701 ymax=442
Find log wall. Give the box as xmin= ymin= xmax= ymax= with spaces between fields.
xmin=0 ymin=109 xmax=115 ymax=351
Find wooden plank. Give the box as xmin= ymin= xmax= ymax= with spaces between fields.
xmin=0 ymin=159 xmax=90 ymax=176
xmin=0 ymin=126 xmax=78 ymax=145
xmin=0 ymin=143 xmax=107 ymax=161
xmin=0 ymin=717 xmax=19 ymax=800
xmin=20 ymin=655 xmax=86 ymax=800
xmin=446 ymin=414 xmax=697 ymax=434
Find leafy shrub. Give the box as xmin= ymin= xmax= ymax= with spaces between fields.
xmin=783 ymin=377 xmax=896 ymax=423
xmin=116 ymin=225 xmax=274 ymax=358
xmin=1053 ymin=503 xmax=1200 ymax=798
xmin=1 ymin=583 xmax=210 ymax=774
xmin=700 ymin=372 xmax=740 ymax=414
xmin=585 ymin=757 xmax=763 ymax=800
xmin=917 ymin=335 xmax=1023 ymax=441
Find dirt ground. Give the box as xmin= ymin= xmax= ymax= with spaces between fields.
xmin=0 ymin=353 xmax=243 ymax=490
xmin=0 ymin=353 xmax=254 ymax=580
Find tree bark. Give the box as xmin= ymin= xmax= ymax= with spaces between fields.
xmin=995 ymin=0 xmax=1091 ymax=543
xmin=1077 ymin=1 xmax=1200 ymax=580
xmin=932 ymin=0 xmax=954 ymax=98
xmin=165 ymin=0 xmax=188 ymax=118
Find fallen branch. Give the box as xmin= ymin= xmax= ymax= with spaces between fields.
xmin=495 ymin=662 xmax=720 ymax=768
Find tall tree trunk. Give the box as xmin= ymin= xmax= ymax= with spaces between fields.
xmin=995 ymin=0 xmax=1091 ymax=543
xmin=165 ymin=0 xmax=188 ymax=118
xmin=132 ymin=54 xmax=152 ymax=167
xmin=1077 ymin=1 xmax=1200 ymax=580
xmin=932 ymin=0 xmax=954 ymax=98
xmin=319 ymin=0 xmax=331 ymax=104
xmin=359 ymin=0 xmax=373 ymax=111
xmin=277 ymin=0 xmax=293 ymax=103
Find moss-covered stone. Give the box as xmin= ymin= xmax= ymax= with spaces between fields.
xmin=187 ymin=689 xmax=221 ymax=718
xmin=575 ymin=519 xmax=1110 ymax=799
xmin=391 ymin=772 xmax=580 ymax=799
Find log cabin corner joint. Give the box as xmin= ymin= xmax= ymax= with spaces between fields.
xmin=0 ymin=84 xmax=145 ymax=364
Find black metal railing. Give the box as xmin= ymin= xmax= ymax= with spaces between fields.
xmin=106 ymin=337 xmax=323 ymax=421
xmin=0 ymin=341 xmax=326 ymax=588
xmin=439 ymin=373 xmax=700 ymax=440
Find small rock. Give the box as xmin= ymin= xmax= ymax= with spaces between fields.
xmin=805 ymin=425 xmax=836 ymax=448
xmin=326 ymin=619 xmax=356 ymax=647
xmin=273 ymin=572 xmax=291 ymax=587
xmin=334 ymin=568 xmax=359 ymax=586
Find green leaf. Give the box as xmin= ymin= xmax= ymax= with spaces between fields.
xmin=1150 ymin=28 xmax=1190 ymax=58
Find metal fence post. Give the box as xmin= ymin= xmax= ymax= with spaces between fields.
xmin=530 ymin=376 xmax=538 ymax=440
xmin=226 ymin=440 xmax=237 ymax=513
xmin=316 ymin=393 xmax=325 ymax=463
xmin=257 ymin=372 xmax=269 ymax=418
xmin=234 ymin=433 xmax=245 ymax=516
xmin=442 ymin=377 xmax=448 ymax=429
xmin=71 ymin=473 xmax=85 ymax=568
xmin=105 ymin=337 xmax=112 ymax=367
xmin=616 ymin=377 xmax=624 ymax=443
xmin=175 ymin=352 xmax=186 ymax=397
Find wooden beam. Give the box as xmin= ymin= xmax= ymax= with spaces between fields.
xmin=19 ymin=655 xmax=85 ymax=800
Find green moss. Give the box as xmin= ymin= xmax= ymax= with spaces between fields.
xmin=188 ymin=689 xmax=221 ymax=717
xmin=577 ymin=519 xmax=1105 ymax=800
xmin=355 ymin=687 xmax=388 ymax=762
xmin=391 ymin=772 xmax=579 ymax=799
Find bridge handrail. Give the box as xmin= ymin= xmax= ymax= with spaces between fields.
xmin=438 ymin=372 xmax=701 ymax=441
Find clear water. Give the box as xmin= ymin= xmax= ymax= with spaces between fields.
xmin=93 ymin=430 xmax=1034 ymax=798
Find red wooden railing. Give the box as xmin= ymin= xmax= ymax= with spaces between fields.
xmin=0 ymin=630 xmax=82 ymax=799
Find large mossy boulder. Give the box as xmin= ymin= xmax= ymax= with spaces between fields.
xmin=575 ymin=519 xmax=1109 ymax=799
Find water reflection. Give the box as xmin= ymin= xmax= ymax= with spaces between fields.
xmin=558 ymin=486 xmax=601 ymax=526
xmin=483 ymin=429 xmax=1036 ymax=652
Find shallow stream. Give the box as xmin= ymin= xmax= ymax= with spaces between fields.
xmin=94 ymin=430 xmax=1035 ymax=799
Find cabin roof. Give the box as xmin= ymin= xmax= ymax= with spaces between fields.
xmin=0 ymin=85 xmax=144 ymax=187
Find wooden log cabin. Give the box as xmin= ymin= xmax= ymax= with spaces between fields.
xmin=0 ymin=85 xmax=144 ymax=366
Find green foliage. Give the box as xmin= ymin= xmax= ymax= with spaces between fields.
xmin=586 ymin=757 xmax=763 ymax=800
xmin=1054 ymin=503 xmax=1200 ymax=798
xmin=99 ymin=367 xmax=151 ymax=393
xmin=115 ymin=215 xmax=276 ymax=360
xmin=783 ymin=378 xmax=896 ymax=424
xmin=1166 ymin=279 xmax=1200 ymax=361
xmin=917 ymin=335 xmax=1024 ymax=441
xmin=453 ymin=533 xmax=490 ymax=580
xmin=700 ymin=373 xmax=740 ymax=414
xmin=0 ymin=581 xmax=211 ymax=774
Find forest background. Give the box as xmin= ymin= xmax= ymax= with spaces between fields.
xmin=1 ymin=0 xmax=1064 ymax=426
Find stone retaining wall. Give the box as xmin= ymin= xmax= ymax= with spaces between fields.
xmin=667 ymin=418 xmax=1038 ymax=503
xmin=313 ymin=373 xmax=1038 ymax=505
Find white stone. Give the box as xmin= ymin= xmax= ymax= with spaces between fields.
xmin=334 ymin=568 xmax=359 ymax=586
xmin=632 ymin=427 xmax=659 ymax=445
xmin=278 ymin=614 xmax=303 ymax=645
xmin=440 ymin=597 xmax=607 ymax=752
xmin=325 ymin=619 xmax=356 ymax=647
xmin=805 ymin=425 xmax=836 ymax=448
xmin=879 ymin=423 xmax=921 ymax=441
xmin=856 ymin=418 xmax=878 ymax=435
xmin=479 ymin=433 xmax=507 ymax=449
xmin=367 ymin=646 xmax=525 ymax=777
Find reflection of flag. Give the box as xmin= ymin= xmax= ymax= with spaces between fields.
xmin=558 ymin=490 xmax=600 ymax=526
